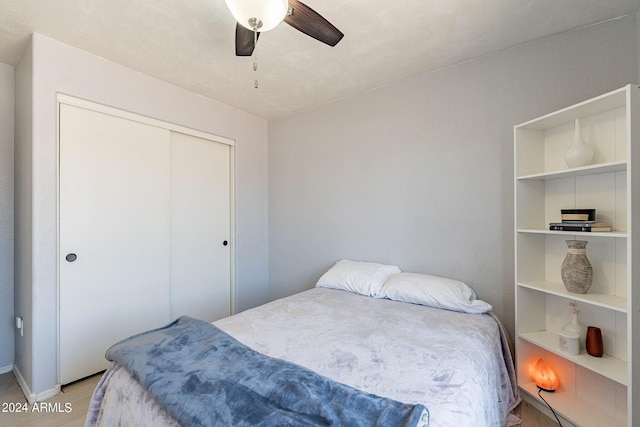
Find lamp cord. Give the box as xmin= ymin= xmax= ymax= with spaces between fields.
xmin=537 ymin=387 xmax=563 ymax=427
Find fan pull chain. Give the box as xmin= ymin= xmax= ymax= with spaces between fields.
xmin=253 ymin=29 xmax=259 ymax=89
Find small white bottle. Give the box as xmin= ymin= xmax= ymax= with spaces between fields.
xmin=559 ymin=330 xmax=580 ymax=355
xmin=559 ymin=302 xmax=586 ymax=355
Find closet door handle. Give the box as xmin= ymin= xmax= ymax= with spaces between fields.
xmin=65 ymin=253 xmax=78 ymax=262
xmin=223 ymin=241 xmax=228 ymax=246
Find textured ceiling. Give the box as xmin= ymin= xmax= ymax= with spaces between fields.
xmin=0 ymin=0 xmax=639 ymax=119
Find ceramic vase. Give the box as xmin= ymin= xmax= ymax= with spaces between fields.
xmin=586 ymin=326 xmax=604 ymax=357
xmin=564 ymin=118 xmax=593 ymax=168
xmin=561 ymin=240 xmax=593 ymax=294
xmin=560 ymin=311 xmax=586 ymax=354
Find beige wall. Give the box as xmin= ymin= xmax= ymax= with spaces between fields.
xmin=267 ymin=14 xmax=640 ymax=341
xmin=0 ymin=63 xmax=14 ymax=372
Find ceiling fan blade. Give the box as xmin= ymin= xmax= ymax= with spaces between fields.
xmin=235 ymin=23 xmax=260 ymax=56
xmin=284 ymin=0 xmax=344 ymax=47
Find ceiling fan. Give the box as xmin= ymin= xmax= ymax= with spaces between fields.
xmin=225 ymin=0 xmax=344 ymax=56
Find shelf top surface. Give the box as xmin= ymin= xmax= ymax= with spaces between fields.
xmin=516 ymin=160 xmax=627 ymax=180
xmin=515 ymin=85 xmax=632 ymax=130
xmin=517 ymin=229 xmax=627 ymax=238
xmin=517 ymin=281 xmax=627 ymax=312
xmin=518 ymin=331 xmax=627 ymax=385
xmin=519 ymin=382 xmax=626 ymax=427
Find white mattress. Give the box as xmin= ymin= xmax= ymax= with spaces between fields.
xmin=86 ymin=287 xmax=519 ymax=427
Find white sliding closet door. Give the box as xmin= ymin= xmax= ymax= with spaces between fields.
xmin=170 ymin=132 xmax=231 ymax=322
xmin=59 ymin=104 xmax=172 ymax=385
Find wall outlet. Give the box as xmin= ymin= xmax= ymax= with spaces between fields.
xmin=15 ymin=316 xmax=23 ymax=336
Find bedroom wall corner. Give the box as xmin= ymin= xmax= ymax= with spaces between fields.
xmin=637 ymin=7 xmax=640 ymax=84
xmin=0 ymin=62 xmax=15 ymax=372
xmin=13 ymin=35 xmax=35 ymax=392
xmin=13 ymin=36 xmax=33 ymax=393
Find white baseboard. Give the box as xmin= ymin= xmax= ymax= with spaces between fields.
xmin=0 ymin=364 xmax=13 ymax=374
xmin=12 ymin=365 xmax=62 ymax=403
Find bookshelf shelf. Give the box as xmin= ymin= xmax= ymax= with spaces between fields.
xmin=517 ymin=228 xmax=627 ymax=238
xmin=517 ymin=281 xmax=627 ymax=312
xmin=516 ymin=160 xmax=627 ymax=181
xmin=519 ymin=330 xmax=627 ymax=385
xmin=514 ymin=85 xmax=639 ymax=426
xmin=519 ymin=382 xmax=625 ymax=427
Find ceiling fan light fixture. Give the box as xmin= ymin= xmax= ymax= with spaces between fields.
xmin=225 ymin=0 xmax=289 ymax=32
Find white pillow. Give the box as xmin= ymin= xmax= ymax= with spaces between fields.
xmin=379 ymin=272 xmax=492 ymax=314
xmin=315 ymin=259 xmax=401 ymax=297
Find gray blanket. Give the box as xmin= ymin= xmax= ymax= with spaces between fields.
xmin=105 ymin=316 xmax=430 ymax=427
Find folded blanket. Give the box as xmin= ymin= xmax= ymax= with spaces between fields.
xmin=106 ymin=316 xmax=429 ymax=427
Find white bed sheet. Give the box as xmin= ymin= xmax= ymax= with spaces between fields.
xmin=86 ymin=287 xmax=519 ymax=427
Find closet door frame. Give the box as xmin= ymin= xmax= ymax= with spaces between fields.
xmin=56 ymin=94 xmax=236 ymax=381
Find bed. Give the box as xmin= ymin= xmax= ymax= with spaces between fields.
xmin=85 ymin=260 xmax=520 ymax=427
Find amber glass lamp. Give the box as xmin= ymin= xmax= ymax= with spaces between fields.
xmin=532 ymin=358 xmax=559 ymax=392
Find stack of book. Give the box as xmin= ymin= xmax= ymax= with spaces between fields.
xmin=549 ymin=209 xmax=612 ymax=232
xmin=549 ymin=222 xmax=611 ymax=232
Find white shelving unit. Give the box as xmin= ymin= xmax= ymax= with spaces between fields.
xmin=514 ymin=85 xmax=639 ymax=427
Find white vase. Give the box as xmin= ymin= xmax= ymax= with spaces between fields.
xmin=564 ymin=118 xmax=593 ymax=168
xmin=561 ymin=312 xmax=587 ymax=352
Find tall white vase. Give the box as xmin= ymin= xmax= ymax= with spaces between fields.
xmin=564 ymin=118 xmax=593 ymax=168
